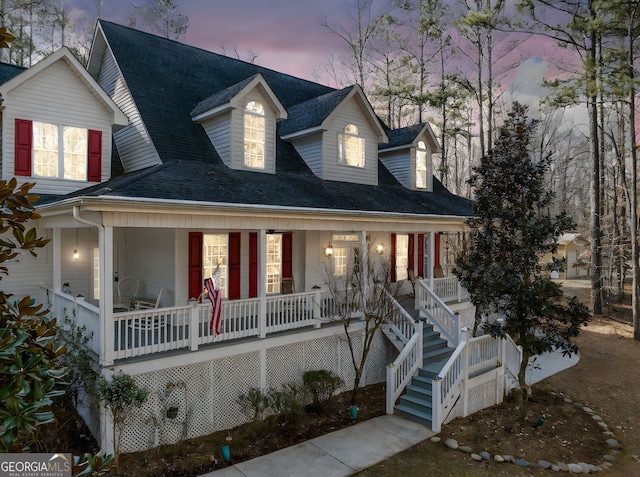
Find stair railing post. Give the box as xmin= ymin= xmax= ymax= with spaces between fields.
xmin=417 ymin=319 xmax=423 ymax=365
xmin=432 ymin=377 xmax=441 ymax=433
xmin=386 ymin=363 xmax=394 ymax=415
xmin=461 ymin=327 xmax=469 ymax=416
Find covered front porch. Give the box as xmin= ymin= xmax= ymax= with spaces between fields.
xmin=36 ymin=200 xmax=467 ymax=366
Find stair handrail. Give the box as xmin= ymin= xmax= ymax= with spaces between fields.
xmin=416 ymin=279 xmax=460 ymax=346
xmin=386 ymin=319 xmax=423 ymax=414
xmin=503 ymin=333 xmax=523 ymax=389
xmin=432 ymin=328 xmax=469 ymax=433
xmin=384 ymin=289 xmax=417 ymax=344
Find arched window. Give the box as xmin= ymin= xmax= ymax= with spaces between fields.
xmin=338 ymin=124 xmax=365 ymax=168
xmin=244 ymin=101 xmax=265 ymax=169
xmin=416 ymin=140 xmax=427 ymax=189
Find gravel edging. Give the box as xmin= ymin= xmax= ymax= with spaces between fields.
xmin=429 ymin=394 xmax=620 ymax=474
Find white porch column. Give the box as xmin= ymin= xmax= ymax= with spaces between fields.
xmin=52 ymin=228 xmax=61 ymax=292
xmin=101 ymin=226 xmax=115 ymax=366
xmin=428 ymin=231 xmax=435 ymax=289
xmin=360 ymin=230 xmax=367 ymax=284
xmin=258 ymin=229 xmax=267 ymax=338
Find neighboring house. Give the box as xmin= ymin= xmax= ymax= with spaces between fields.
xmin=541 ymin=233 xmax=590 ymax=279
xmin=1 ymin=22 xmax=477 ymax=453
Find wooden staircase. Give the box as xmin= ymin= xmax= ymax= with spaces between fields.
xmin=393 ymin=321 xmax=453 ymax=428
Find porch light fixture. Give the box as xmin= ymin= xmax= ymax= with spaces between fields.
xmin=324 ymin=242 xmax=333 ymax=257
xmin=376 ymin=242 xmax=385 ymax=255
xmin=73 ymin=229 xmax=79 ymax=261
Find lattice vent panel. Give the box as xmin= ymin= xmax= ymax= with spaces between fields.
xmin=363 ymin=331 xmax=390 ymax=385
xmin=266 ymin=342 xmax=305 ymax=389
xmin=467 ymin=381 xmax=497 ymax=415
xmin=303 ymin=336 xmax=341 ymax=378
xmin=211 ymin=352 xmax=261 ymax=430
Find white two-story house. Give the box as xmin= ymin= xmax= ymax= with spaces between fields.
xmin=0 ymin=21 xmax=477 ymax=454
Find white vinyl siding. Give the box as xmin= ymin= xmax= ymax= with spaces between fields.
xmin=201 ymin=112 xmax=232 ymax=166
xmin=323 ymin=97 xmax=378 ymax=185
xmin=2 ymin=60 xmax=112 ymax=194
xmin=96 ymin=48 xmax=160 ymax=173
xmin=289 ymin=133 xmax=323 ymax=177
xmin=379 ymin=150 xmax=411 ymax=189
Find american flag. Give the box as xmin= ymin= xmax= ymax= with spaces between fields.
xmin=206 ymin=277 xmax=222 ymax=336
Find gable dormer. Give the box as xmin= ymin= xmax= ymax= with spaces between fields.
xmin=280 ymin=85 xmax=388 ymax=186
xmin=379 ymin=123 xmax=441 ymax=192
xmin=0 ymin=47 xmax=127 ymax=195
xmin=191 ymin=74 xmax=287 ymax=174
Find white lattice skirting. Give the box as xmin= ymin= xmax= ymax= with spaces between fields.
xmin=111 ymin=328 xmax=392 ymax=453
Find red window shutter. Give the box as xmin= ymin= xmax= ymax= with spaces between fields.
xmin=390 ymin=233 xmax=396 ymax=283
xmin=408 ymin=234 xmax=415 ymax=276
xmin=434 ymin=233 xmax=441 ymax=269
xmin=87 ymin=130 xmax=102 ymax=182
xmin=282 ymin=232 xmax=292 ymax=278
xmin=15 ymin=119 xmax=32 ymax=176
xmin=249 ymin=232 xmax=258 ymax=298
xmin=228 ymin=232 xmax=241 ymax=300
xmin=188 ymin=232 xmax=203 ymax=300
xmin=417 ymin=234 xmax=425 ymax=277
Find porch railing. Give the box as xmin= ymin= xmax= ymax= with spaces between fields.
xmin=432 ymin=276 xmax=470 ymax=304
xmin=109 ymin=289 xmax=341 ymax=361
xmin=50 ymin=291 xmax=101 ymax=356
xmin=416 ymin=280 xmax=460 ymax=346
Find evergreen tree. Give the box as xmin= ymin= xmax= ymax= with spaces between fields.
xmin=455 ymin=102 xmax=591 ymax=423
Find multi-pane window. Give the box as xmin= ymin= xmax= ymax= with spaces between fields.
xmin=244 ymin=101 xmax=265 ymax=169
xmin=333 ymin=247 xmax=347 ymax=276
xmin=396 ymin=234 xmax=409 ymax=281
xmin=416 ymin=140 xmax=427 ymax=189
xmin=203 ymin=234 xmax=228 ymax=298
xmin=33 ymin=122 xmax=87 ymax=180
xmin=338 ymin=124 xmax=365 ymax=168
xmin=266 ymin=234 xmax=282 ymax=294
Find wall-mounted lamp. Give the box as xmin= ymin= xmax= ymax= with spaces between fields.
xmin=73 ymin=229 xmax=79 ymax=261
xmin=376 ymin=242 xmax=386 ymax=255
xmin=324 ymin=242 xmax=333 ymax=257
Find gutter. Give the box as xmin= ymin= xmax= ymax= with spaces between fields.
xmin=45 ymin=196 xmax=472 ymax=222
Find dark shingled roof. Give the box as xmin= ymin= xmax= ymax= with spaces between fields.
xmin=278 ymin=87 xmax=353 ymax=137
xmin=191 ymin=74 xmax=259 ymax=118
xmin=380 ymin=123 xmax=426 ymax=150
xmin=0 ymin=62 xmax=26 ymax=85
xmin=68 ymin=21 xmax=472 ymax=218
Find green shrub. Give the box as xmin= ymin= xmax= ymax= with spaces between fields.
xmin=237 ymin=387 xmax=270 ymax=422
xmin=303 ymin=370 xmax=343 ymax=413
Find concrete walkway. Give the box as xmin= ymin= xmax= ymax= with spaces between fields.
xmin=202 ymin=348 xmax=579 ymax=477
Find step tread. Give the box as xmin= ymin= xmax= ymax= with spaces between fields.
xmin=399 ymin=393 xmax=432 ymax=408
xmin=394 ymin=405 xmax=433 ymax=427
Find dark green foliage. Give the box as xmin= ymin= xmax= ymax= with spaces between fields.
xmin=237 ymin=387 xmax=270 ymax=422
xmin=454 ymin=103 xmax=591 ymax=422
xmin=97 ymin=373 xmax=148 ymax=468
xmin=303 ymin=369 xmax=344 ymax=413
xmin=0 ymin=179 xmax=60 ymax=451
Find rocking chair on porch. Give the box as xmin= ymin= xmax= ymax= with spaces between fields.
xmin=408 ymin=269 xmax=422 ymax=296
xmin=114 ymin=277 xmax=139 ymax=311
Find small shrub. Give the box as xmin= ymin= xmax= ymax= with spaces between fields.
xmin=269 ymin=383 xmax=306 ymax=425
xmin=303 ymin=370 xmax=343 ymax=413
xmin=237 ymin=387 xmax=270 ymax=422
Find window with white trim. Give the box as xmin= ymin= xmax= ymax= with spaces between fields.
xmin=244 ymin=101 xmax=265 ymax=169
xmin=266 ymin=234 xmax=282 ymax=293
xmin=396 ymin=234 xmax=409 ymax=281
xmin=338 ymin=124 xmax=365 ymax=168
xmin=333 ymin=247 xmax=347 ymax=276
xmin=33 ymin=122 xmax=88 ymax=180
xmin=203 ymin=234 xmax=228 ymax=298
xmin=416 ymin=140 xmax=427 ymax=189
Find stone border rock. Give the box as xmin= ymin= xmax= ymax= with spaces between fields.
xmin=429 ymin=393 xmax=620 ymax=474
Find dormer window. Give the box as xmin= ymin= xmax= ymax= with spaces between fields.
xmin=244 ymin=101 xmax=265 ymax=169
xmin=338 ymin=124 xmax=365 ymax=168
xmin=416 ymin=140 xmax=427 ymax=189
